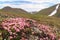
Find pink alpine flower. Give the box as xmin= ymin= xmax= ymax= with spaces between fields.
xmin=1 ymin=18 xmax=57 ymax=40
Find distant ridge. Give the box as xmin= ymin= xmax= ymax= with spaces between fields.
xmin=2 ymin=6 xmax=28 ymax=13
xmin=0 ymin=6 xmax=30 ymax=18
xmin=2 ymin=6 xmax=12 ymax=10
xmin=36 ymin=4 xmax=60 ymax=17
xmin=48 ymin=4 xmax=59 ymax=16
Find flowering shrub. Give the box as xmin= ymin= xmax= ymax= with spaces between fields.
xmin=1 ymin=18 xmax=57 ymax=40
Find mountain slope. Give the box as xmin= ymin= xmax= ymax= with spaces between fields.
xmin=0 ymin=6 xmax=31 ymax=18
xmin=54 ymin=4 xmax=60 ymax=17
xmin=0 ymin=6 xmax=60 ymax=38
xmin=2 ymin=6 xmax=28 ymax=13
xmin=36 ymin=4 xmax=57 ymax=15
xmin=35 ymin=4 xmax=60 ymax=17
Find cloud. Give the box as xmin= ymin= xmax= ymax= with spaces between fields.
xmin=0 ymin=0 xmax=60 ymax=12
xmin=0 ymin=3 xmax=49 ymax=12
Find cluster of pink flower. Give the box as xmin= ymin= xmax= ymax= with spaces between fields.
xmin=1 ymin=18 xmax=57 ymax=40
xmin=38 ymin=24 xmax=56 ymax=40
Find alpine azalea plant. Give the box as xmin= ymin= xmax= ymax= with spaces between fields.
xmin=1 ymin=18 xmax=58 ymax=40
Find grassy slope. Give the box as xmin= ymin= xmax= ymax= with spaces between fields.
xmin=0 ymin=8 xmax=60 ymax=27
xmin=36 ymin=4 xmax=60 ymax=17
xmin=35 ymin=5 xmax=56 ymax=15
xmin=0 ymin=7 xmax=60 ymax=29
xmin=0 ymin=6 xmax=60 ymax=39
xmin=54 ymin=5 xmax=60 ymax=17
xmin=27 ymin=14 xmax=60 ymax=37
xmin=0 ymin=7 xmax=32 ymax=21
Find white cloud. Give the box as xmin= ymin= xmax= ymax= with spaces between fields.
xmin=24 ymin=0 xmax=58 ymax=3
xmin=0 ymin=0 xmax=60 ymax=12
xmin=0 ymin=3 xmax=49 ymax=12
xmin=0 ymin=0 xmax=17 ymax=1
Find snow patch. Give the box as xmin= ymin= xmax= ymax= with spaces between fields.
xmin=48 ymin=4 xmax=59 ymax=16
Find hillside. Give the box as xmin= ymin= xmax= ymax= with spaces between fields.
xmin=0 ymin=6 xmax=31 ymax=19
xmin=0 ymin=6 xmax=60 ymax=38
xmin=54 ymin=4 xmax=60 ymax=17
xmin=35 ymin=4 xmax=60 ymax=17
xmin=0 ymin=6 xmax=60 ymax=28
xmin=35 ymin=4 xmax=57 ymax=15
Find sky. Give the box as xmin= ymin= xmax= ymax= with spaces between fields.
xmin=0 ymin=0 xmax=60 ymax=12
